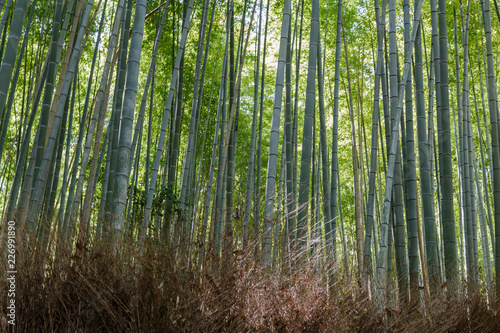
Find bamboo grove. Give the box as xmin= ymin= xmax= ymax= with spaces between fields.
xmin=1 ymin=0 xmax=500 ymax=309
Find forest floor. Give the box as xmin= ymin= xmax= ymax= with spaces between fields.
xmin=2 ymin=238 xmax=500 ymax=332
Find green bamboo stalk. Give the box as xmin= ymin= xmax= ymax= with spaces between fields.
xmin=196 ymin=44 xmax=221 ymax=265
xmin=0 ymin=0 xmax=31 ymax=162
xmin=189 ymin=0 xmax=218 ymax=237
xmin=291 ymin=0 xmax=304 ymax=249
xmin=453 ymin=8 xmax=472 ymax=286
xmin=316 ymin=21 xmax=331 ymax=255
xmin=243 ymin=0 xmax=265 ymax=246
xmin=329 ymin=0 xmax=342 ymax=266
xmin=415 ymin=4 xmax=439 ymax=293
xmin=178 ymin=0 xmax=209 ymax=240
xmin=387 ymin=0 xmax=408 ymax=303
xmin=476 ymin=45 xmax=495 ymax=265
xmin=7 ymin=55 xmax=48 ymax=224
xmin=111 ymin=0 xmax=148 ymax=241
xmin=199 ymin=59 xmax=226 ymax=266
xmin=104 ymin=0 xmax=132 ymax=232
xmin=212 ymin=1 xmax=231 ymax=257
xmin=262 ymin=0 xmax=290 ymax=266
xmin=57 ymin=72 xmax=77 ymax=246
xmin=142 ymin=0 xmax=196 ymax=240
xmin=479 ymin=0 xmax=500 ymax=298
xmin=403 ymin=0 xmax=418 ymax=303
xmin=26 ymin=0 xmax=94 ymax=234
xmin=168 ymin=1 xmax=188 ymax=248
xmin=0 ymin=0 xmax=13 ymax=60
xmin=274 ymin=141 xmax=286 ymax=271
xmin=120 ymin=1 xmax=169 ymax=245
xmin=47 ymin=0 xmax=82 ymax=129
xmin=376 ymin=0 xmax=422 ymax=303
xmin=436 ymin=0 xmax=459 ymax=287
xmin=215 ymin=0 xmax=258 ymax=258
xmin=296 ymin=0 xmax=318 ymax=255
xmin=30 ymin=0 xmax=64 ymax=204
xmin=363 ymin=0 xmax=383 ymax=280
xmin=79 ymin=0 xmax=120 ymax=237
xmin=283 ymin=0 xmax=293 ymax=253
xmin=39 ymin=88 xmax=69 ymax=248
xmin=67 ymin=0 xmax=121 ymax=235
xmin=471 ymin=56 xmax=495 ymax=277
xmin=461 ymin=2 xmax=478 ymax=285
xmin=254 ymin=0 xmax=270 ymax=248
xmin=223 ymin=4 xmax=236 ymax=262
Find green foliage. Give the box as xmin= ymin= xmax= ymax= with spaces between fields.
xmin=132 ymin=184 xmax=181 ymax=219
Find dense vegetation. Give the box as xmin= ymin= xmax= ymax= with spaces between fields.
xmin=1 ymin=0 xmax=500 ymax=330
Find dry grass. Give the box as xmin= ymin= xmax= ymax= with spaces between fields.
xmin=1 ymin=236 xmax=500 ymax=332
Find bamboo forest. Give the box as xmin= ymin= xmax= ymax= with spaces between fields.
xmin=2 ymin=0 xmax=500 ymax=330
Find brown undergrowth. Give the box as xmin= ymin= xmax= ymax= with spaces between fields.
xmin=1 ymin=236 xmax=500 ymax=332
